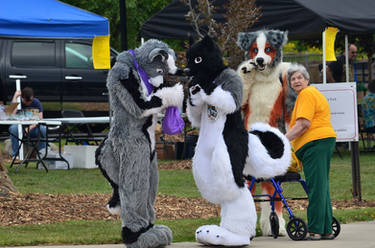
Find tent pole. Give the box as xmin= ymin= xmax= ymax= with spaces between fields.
xmin=322 ymin=29 xmax=327 ymax=84
xmin=119 ymin=0 xmax=128 ymax=51
xmin=345 ymin=35 xmax=349 ymax=82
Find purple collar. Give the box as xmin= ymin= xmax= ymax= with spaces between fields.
xmin=128 ymin=49 xmax=153 ymax=95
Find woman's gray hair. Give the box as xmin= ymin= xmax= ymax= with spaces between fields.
xmin=287 ymin=63 xmax=310 ymax=85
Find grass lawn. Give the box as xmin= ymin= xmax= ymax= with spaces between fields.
xmin=1 ymin=150 xmax=375 ymax=246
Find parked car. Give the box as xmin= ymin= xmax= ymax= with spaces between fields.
xmin=0 ymin=37 xmax=118 ymax=103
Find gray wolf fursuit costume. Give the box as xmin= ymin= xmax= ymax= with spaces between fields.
xmin=96 ymin=39 xmax=184 ymax=248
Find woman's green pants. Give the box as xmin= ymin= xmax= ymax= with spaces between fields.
xmin=295 ymin=137 xmax=336 ymax=234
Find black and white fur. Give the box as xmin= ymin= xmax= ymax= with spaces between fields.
xmin=186 ymin=36 xmax=291 ymax=246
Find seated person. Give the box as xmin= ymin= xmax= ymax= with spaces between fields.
xmin=361 ymin=80 xmax=375 ymax=133
xmin=9 ymin=87 xmax=46 ymax=159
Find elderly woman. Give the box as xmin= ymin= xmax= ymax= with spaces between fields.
xmin=285 ymin=64 xmax=337 ymax=240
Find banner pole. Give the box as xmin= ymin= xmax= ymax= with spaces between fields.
xmin=322 ymin=29 xmax=327 ymax=84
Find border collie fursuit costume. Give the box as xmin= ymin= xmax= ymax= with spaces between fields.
xmin=236 ymin=29 xmax=296 ymax=237
xmin=96 ymin=39 xmax=184 ymax=248
xmin=185 ymin=35 xmax=291 ymax=246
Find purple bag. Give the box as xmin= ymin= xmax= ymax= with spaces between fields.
xmin=162 ymin=106 xmax=185 ymax=135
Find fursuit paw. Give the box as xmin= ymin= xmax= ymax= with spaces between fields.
xmin=189 ymin=85 xmax=204 ymax=106
xmin=170 ymin=83 xmax=184 ymax=108
xmin=195 ymin=225 xmax=250 ymax=246
xmin=260 ymin=215 xmax=287 ymax=237
xmin=260 ymin=219 xmax=273 ymax=237
xmin=106 ymin=192 xmax=120 ymax=215
xmin=106 ymin=204 xmax=120 ymax=215
xmin=238 ymin=59 xmax=256 ymax=74
xmin=155 ymin=83 xmax=184 ymax=108
xmin=126 ymin=225 xmax=172 ymax=248
xmin=279 ymin=216 xmax=287 ymax=236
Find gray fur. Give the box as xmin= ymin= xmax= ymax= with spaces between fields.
xmin=97 ymin=39 xmax=183 ymax=248
xmin=265 ymin=30 xmax=288 ymax=66
xmin=265 ymin=30 xmax=288 ymax=51
xmin=215 ymin=68 xmax=243 ymax=110
xmin=136 ymin=39 xmax=175 ymax=79
xmin=149 ymin=48 xmax=168 ymax=62
xmin=127 ymin=225 xmax=172 ymax=248
xmin=237 ymin=32 xmax=258 ymax=52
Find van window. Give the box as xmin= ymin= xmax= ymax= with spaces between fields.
xmin=65 ymin=43 xmax=93 ymax=69
xmin=11 ymin=41 xmax=56 ymax=67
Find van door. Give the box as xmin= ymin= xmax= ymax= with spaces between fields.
xmin=4 ymin=39 xmax=61 ymax=102
xmin=61 ymin=40 xmax=112 ymax=102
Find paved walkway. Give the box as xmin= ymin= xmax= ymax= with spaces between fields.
xmin=6 ymin=221 xmax=375 ymax=248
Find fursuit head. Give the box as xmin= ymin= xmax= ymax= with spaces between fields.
xmin=236 ymin=29 xmax=297 ymax=237
xmin=185 ymin=35 xmax=291 ymax=246
xmin=96 ymin=39 xmax=184 ymax=248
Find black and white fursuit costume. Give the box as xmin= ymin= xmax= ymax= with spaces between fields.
xmin=186 ymin=36 xmax=291 ymax=246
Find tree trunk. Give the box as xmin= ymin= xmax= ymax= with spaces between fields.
xmin=0 ymin=152 xmax=18 ymax=197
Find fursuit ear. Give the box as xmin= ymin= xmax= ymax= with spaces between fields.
xmin=281 ymin=30 xmax=289 ymax=47
xmin=149 ymin=48 xmax=169 ymax=62
xmin=236 ymin=32 xmax=257 ymax=51
xmin=268 ymin=29 xmax=289 ymax=49
xmin=168 ymin=48 xmax=176 ymax=60
xmin=201 ymin=35 xmax=215 ymax=49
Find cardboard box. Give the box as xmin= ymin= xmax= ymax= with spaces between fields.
xmin=4 ymin=102 xmax=19 ymax=115
xmin=64 ymin=145 xmax=98 ymax=169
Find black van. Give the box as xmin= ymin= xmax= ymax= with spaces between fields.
xmin=0 ymin=37 xmax=118 ymax=103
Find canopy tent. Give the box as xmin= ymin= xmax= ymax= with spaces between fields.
xmin=0 ymin=0 xmax=109 ymax=38
xmin=140 ymin=0 xmax=375 ymax=40
xmin=0 ymin=0 xmax=111 ymax=160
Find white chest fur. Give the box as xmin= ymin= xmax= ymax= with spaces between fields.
xmin=197 ymin=104 xmax=227 ymax=150
xmin=192 ymin=104 xmax=238 ymax=203
xmin=147 ymin=114 xmax=157 ymax=151
xmin=247 ymin=75 xmax=282 ymax=127
xmin=243 ymin=63 xmax=290 ymax=130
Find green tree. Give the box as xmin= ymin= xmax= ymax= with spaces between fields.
xmin=182 ymin=0 xmax=261 ymax=68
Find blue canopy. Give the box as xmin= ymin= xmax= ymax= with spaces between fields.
xmin=0 ymin=0 xmax=109 ymax=38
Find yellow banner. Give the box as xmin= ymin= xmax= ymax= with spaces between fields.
xmin=325 ymin=27 xmax=338 ymax=61
xmin=92 ymin=35 xmax=110 ymax=69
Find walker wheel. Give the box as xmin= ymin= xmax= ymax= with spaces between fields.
xmin=287 ymin=217 xmax=307 ymax=241
xmin=332 ymin=216 xmax=341 ymax=237
xmin=270 ymin=212 xmax=279 ymax=239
